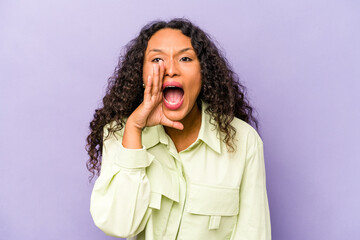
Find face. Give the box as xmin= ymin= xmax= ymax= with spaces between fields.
xmin=143 ymin=28 xmax=202 ymax=122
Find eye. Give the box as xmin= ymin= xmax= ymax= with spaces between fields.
xmin=180 ymin=57 xmax=192 ymax=62
xmin=151 ymin=58 xmax=163 ymax=63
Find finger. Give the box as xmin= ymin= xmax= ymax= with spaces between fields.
xmin=159 ymin=61 xmax=165 ymax=91
xmin=161 ymin=117 xmax=184 ymax=130
xmin=144 ymin=75 xmax=152 ymax=102
xmin=152 ymin=64 xmax=159 ymax=96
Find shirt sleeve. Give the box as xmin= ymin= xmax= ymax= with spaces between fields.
xmin=89 ymin=124 xmax=154 ymax=238
xmin=230 ymin=130 xmax=272 ymax=240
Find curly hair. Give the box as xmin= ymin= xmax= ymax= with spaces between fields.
xmin=86 ymin=18 xmax=259 ymax=181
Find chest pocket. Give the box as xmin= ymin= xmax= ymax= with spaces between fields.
xmin=185 ymin=183 xmax=239 ymax=230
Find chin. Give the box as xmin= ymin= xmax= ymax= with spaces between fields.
xmin=162 ymin=107 xmax=187 ymax=122
xmin=162 ymin=99 xmax=198 ymax=123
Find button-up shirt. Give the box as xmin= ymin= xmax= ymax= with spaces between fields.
xmin=90 ymin=101 xmax=271 ymax=239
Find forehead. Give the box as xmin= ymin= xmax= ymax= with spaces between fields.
xmin=146 ymin=28 xmax=193 ymax=52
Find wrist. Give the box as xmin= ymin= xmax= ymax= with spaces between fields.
xmin=122 ymin=119 xmax=143 ymax=149
xmin=125 ymin=117 xmax=144 ymax=133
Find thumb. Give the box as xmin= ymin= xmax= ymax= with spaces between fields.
xmin=160 ymin=117 xmax=184 ymax=130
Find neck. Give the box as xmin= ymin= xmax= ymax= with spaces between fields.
xmin=164 ymin=102 xmax=202 ymax=149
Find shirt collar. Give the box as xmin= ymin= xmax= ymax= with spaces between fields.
xmin=198 ymin=101 xmax=222 ymax=154
xmin=141 ymin=100 xmax=222 ymax=154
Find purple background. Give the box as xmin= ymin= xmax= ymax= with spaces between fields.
xmin=1 ymin=1 xmax=359 ymax=239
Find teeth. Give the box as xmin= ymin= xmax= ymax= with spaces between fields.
xmin=164 ymin=98 xmax=176 ymax=105
xmin=163 ymin=97 xmax=175 ymax=105
xmin=164 ymin=86 xmax=180 ymax=89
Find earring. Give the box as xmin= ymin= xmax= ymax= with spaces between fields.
xmin=142 ymin=83 xmax=145 ymax=88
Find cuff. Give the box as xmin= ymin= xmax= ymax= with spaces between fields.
xmin=114 ymin=144 xmax=154 ymax=169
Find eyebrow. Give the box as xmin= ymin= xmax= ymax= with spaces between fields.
xmin=147 ymin=47 xmax=194 ymax=54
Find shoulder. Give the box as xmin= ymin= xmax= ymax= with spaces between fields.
xmin=230 ymin=116 xmax=263 ymax=149
xmin=103 ymin=119 xmax=127 ymax=142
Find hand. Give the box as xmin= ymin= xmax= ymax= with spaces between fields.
xmin=127 ymin=62 xmax=184 ymax=131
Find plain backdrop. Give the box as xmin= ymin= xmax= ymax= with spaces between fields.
xmin=1 ymin=0 xmax=359 ymax=239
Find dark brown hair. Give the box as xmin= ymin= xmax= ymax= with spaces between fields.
xmin=86 ymin=18 xmax=259 ymax=181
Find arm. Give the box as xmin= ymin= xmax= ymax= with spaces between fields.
xmin=230 ymin=131 xmax=271 ymax=240
xmin=89 ymin=123 xmax=153 ymax=238
xmin=90 ymin=62 xmax=182 ymax=238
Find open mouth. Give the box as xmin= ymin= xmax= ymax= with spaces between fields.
xmin=162 ymin=82 xmax=184 ymax=110
xmin=163 ymin=86 xmax=184 ymax=104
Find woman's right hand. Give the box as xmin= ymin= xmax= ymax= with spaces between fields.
xmin=127 ymin=62 xmax=184 ymax=132
xmin=122 ymin=62 xmax=183 ymax=149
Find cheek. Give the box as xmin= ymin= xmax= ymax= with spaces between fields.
xmin=194 ymin=71 xmax=202 ymax=92
xmin=142 ymin=65 xmax=152 ymax=83
xmin=184 ymin=65 xmax=202 ymax=90
xmin=187 ymin=76 xmax=202 ymax=99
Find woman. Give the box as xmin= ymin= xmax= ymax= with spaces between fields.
xmin=86 ymin=18 xmax=271 ymax=240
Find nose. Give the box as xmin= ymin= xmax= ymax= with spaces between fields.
xmin=164 ymin=58 xmax=179 ymax=78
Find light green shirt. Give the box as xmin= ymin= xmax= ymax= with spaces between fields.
xmin=90 ymin=101 xmax=271 ymax=240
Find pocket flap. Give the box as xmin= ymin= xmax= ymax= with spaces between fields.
xmin=185 ymin=183 xmax=239 ymax=216
xmin=147 ymin=159 xmax=180 ymax=203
